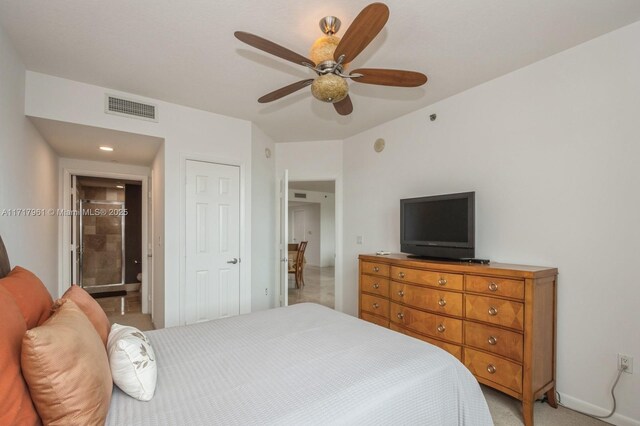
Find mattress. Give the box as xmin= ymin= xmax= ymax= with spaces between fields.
xmin=107 ymin=303 xmax=493 ymax=425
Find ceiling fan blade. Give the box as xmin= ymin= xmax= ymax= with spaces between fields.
xmin=334 ymin=3 xmax=389 ymax=64
xmin=350 ymin=68 xmax=428 ymax=87
xmin=333 ymin=95 xmax=353 ymax=116
xmin=258 ymin=79 xmax=314 ymax=103
xmin=234 ymin=31 xmax=316 ymax=68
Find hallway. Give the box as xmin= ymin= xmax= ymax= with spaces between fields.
xmin=288 ymin=265 xmax=334 ymax=309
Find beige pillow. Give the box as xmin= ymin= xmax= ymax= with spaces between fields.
xmin=21 ymin=299 xmax=113 ymax=426
xmin=55 ymin=284 xmax=111 ymax=347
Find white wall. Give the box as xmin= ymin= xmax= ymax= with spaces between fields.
xmin=25 ymin=72 xmax=254 ymax=328
xmin=342 ymin=22 xmax=640 ymax=425
xmin=250 ymin=124 xmax=276 ymax=312
xmin=288 ymin=189 xmax=336 ymax=267
xmin=0 ymin=25 xmax=59 ymax=295
xmin=288 ymin=203 xmax=321 ymax=266
xmin=276 ymin=140 xmax=343 ymax=179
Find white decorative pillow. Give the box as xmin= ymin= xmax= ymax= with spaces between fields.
xmin=107 ymin=324 xmax=157 ymax=401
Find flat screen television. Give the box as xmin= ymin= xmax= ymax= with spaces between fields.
xmin=400 ymin=192 xmax=475 ymax=260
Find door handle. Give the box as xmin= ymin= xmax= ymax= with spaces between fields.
xmin=227 ymin=258 xmax=238 ymax=264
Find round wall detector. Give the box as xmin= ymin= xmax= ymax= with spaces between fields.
xmin=374 ymin=138 xmax=385 ymax=153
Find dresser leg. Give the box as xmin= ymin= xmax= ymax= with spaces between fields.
xmin=545 ymin=387 xmax=558 ymax=408
xmin=522 ymin=400 xmax=534 ymax=426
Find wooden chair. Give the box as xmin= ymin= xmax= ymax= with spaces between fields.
xmin=288 ymin=241 xmax=308 ymax=289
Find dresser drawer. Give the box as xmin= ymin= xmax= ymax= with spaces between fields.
xmin=391 ymin=266 xmax=463 ymax=290
xmin=361 ymin=274 xmax=389 ymax=297
xmin=390 ymin=282 xmax=463 ymax=317
xmin=464 ymin=321 xmax=523 ymax=362
xmin=361 ymin=261 xmax=390 ymax=277
xmin=390 ymin=323 xmax=462 ymax=361
xmin=464 ymin=348 xmax=523 ymax=393
xmin=390 ymin=302 xmax=462 ymax=343
xmin=361 ymin=311 xmax=389 ymax=328
xmin=465 ymin=295 xmax=524 ymax=331
xmin=466 ymin=275 xmax=524 ymax=300
xmin=361 ymin=294 xmax=389 ymax=318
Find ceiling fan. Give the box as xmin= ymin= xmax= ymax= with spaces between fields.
xmin=234 ymin=2 xmax=427 ymax=116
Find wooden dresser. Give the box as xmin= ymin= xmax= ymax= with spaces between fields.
xmin=358 ymin=254 xmax=557 ymax=426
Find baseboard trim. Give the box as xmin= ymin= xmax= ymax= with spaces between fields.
xmin=558 ymin=392 xmax=639 ymax=426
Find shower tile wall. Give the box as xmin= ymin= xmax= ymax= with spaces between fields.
xmin=81 ymin=186 xmax=124 ymax=286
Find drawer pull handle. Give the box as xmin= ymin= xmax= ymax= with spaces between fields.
xmin=438 ymin=298 xmax=447 ymax=307
xmin=373 ymin=266 xmax=380 ymax=272
xmin=436 ymin=324 xmax=446 ymax=333
xmin=372 ymin=303 xmax=380 ymax=309
xmin=397 ymin=312 xmax=404 ymax=320
xmin=487 ymin=364 xmax=497 ymax=374
xmin=372 ymin=283 xmax=380 ymax=289
xmin=488 ymin=306 xmax=499 ymax=316
xmin=397 ymin=290 xmax=404 ymax=297
xmin=398 ymin=272 xmax=405 ymax=278
xmin=438 ymin=278 xmax=447 ymax=286
xmin=488 ymin=336 xmax=498 ymax=345
xmin=488 ymin=282 xmax=499 ymax=292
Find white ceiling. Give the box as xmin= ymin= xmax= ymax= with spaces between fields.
xmin=30 ymin=117 xmax=163 ymax=166
xmin=3 ymin=1 xmax=640 ymax=142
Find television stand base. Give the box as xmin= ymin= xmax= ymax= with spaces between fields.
xmin=459 ymin=257 xmax=490 ymax=264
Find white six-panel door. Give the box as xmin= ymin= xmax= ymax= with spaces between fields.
xmin=185 ymin=160 xmax=240 ymax=324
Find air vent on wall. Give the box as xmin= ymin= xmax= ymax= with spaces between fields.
xmin=294 ymin=193 xmax=307 ymax=199
xmin=105 ymin=94 xmax=158 ymax=122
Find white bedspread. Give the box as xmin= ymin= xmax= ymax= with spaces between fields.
xmin=107 ymin=303 xmax=492 ymax=425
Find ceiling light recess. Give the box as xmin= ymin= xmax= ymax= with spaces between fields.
xmin=99 ymin=146 xmax=114 ymax=152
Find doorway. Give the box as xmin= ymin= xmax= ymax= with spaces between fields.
xmin=287 ymin=181 xmax=335 ymax=309
xmin=71 ymin=176 xmax=151 ymax=329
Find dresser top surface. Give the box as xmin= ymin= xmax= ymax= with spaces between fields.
xmin=359 ymin=253 xmax=557 ymax=278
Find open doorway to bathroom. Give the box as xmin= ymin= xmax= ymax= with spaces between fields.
xmin=71 ymin=176 xmax=151 ymax=329
xmin=287 ymin=181 xmax=335 ymax=309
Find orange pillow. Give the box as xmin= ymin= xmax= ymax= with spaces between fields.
xmin=0 ymin=266 xmax=53 ymax=329
xmin=0 ymin=285 xmax=41 ymax=426
xmin=55 ymin=284 xmax=111 ymax=347
xmin=21 ymin=299 xmax=112 ymax=426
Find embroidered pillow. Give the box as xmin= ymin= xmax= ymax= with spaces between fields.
xmin=107 ymin=324 xmax=157 ymax=401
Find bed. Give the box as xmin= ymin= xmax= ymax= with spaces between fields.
xmin=0 ymin=235 xmax=493 ymax=425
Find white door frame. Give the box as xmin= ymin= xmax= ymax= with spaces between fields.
xmin=179 ymin=153 xmax=251 ymax=326
xmin=60 ymin=168 xmax=150 ymax=313
xmin=277 ymin=175 xmax=343 ymax=312
xmin=277 ymin=169 xmax=288 ymax=307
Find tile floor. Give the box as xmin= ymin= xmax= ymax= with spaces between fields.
xmin=288 ymin=265 xmax=335 ymax=309
xmin=95 ymin=290 xmax=154 ymax=331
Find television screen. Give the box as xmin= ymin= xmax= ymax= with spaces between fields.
xmin=403 ymin=198 xmax=469 ymax=244
xmin=400 ymin=192 xmax=475 ymax=259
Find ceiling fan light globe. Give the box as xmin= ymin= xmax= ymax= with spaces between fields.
xmin=310 ymin=35 xmax=341 ymax=65
xmin=311 ymin=74 xmax=349 ymax=103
